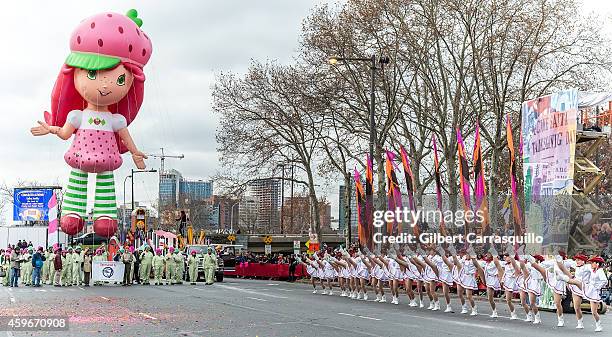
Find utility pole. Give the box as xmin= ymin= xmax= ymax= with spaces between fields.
xmin=146 ymin=148 xmax=184 ymax=228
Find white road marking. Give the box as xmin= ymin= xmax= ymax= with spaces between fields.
xmin=78 ymin=287 xmax=85 ymax=290
xmin=246 ymin=297 xmax=268 ymax=302
xmin=276 ymin=289 xmax=293 ymax=292
xmin=216 ymin=284 xmax=288 ymax=299
xmin=266 ymin=283 xmax=279 ymax=286
xmin=100 ymin=296 xmax=110 ymax=301
xmin=338 ymin=312 xmax=381 ymax=321
xmin=138 ymin=313 xmax=157 ymax=320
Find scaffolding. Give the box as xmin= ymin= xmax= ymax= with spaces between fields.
xmin=569 ymin=94 xmax=612 ymax=253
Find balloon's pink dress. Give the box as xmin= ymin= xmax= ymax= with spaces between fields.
xmin=64 ymin=109 xmax=126 ymax=173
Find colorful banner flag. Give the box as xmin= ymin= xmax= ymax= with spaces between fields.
xmin=506 ymin=116 xmax=523 ymax=236
xmin=472 ymin=124 xmax=490 ymax=235
xmin=385 ymin=150 xmax=403 ymax=236
xmin=365 ymin=155 xmax=374 ymax=250
xmin=47 ymin=192 xmax=58 ymax=234
xmin=399 ymin=145 xmax=418 ymax=236
xmin=432 ymin=135 xmax=447 ymax=236
xmin=456 ymin=128 xmax=472 ymax=235
xmin=353 ymin=168 xmax=368 ymax=248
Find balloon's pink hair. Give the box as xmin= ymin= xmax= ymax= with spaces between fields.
xmin=45 ymin=62 xmax=145 ymax=154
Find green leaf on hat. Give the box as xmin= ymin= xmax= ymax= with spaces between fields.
xmin=101 ymin=119 xmax=106 ymax=126
xmin=126 ymin=9 xmax=143 ymax=28
xmin=88 ymin=117 xmax=94 ymax=125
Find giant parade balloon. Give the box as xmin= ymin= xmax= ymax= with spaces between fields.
xmin=31 ymin=9 xmax=153 ymax=238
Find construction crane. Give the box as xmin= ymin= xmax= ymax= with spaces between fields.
xmin=146 ymin=147 xmax=185 ymax=175
xmin=146 ymin=148 xmax=184 ymax=228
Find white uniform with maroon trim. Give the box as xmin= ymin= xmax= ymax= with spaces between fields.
xmin=306 ymin=261 xmax=318 ymax=278
xmin=583 ymin=268 xmax=607 ymax=303
xmin=355 ymin=257 xmax=369 ymax=279
xmin=388 ymin=258 xmax=403 ymax=280
xmin=323 ymin=260 xmax=335 ymax=280
xmin=541 ymin=259 xmax=572 ymax=295
xmin=460 ymin=258 xmax=478 ymax=290
xmin=503 ymin=261 xmax=518 ymax=292
xmin=421 ymin=256 xmax=436 ymax=283
xmin=481 ymin=260 xmax=501 ymax=291
xmin=435 ymin=255 xmax=453 ymax=286
xmin=525 ymin=262 xmax=543 ymax=296
xmin=569 ymin=263 xmax=590 ymax=298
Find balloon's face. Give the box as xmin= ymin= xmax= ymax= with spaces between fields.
xmin=74 ymin=64 xmax=134 ymax=107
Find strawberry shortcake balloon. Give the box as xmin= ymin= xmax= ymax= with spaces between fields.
xmin=31 ymin=9 xmax=152 ymax=238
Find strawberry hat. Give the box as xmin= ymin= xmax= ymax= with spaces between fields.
xmin=66 ymin=9 xmax=152 ymax=70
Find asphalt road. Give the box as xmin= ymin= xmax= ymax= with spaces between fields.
xmin=1 ymin=279 xmax=609 ymax=337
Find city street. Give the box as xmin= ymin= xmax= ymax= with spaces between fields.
xmin=1 ymin=278 xmax=610 ymax=337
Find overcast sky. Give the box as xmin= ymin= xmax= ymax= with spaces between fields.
xmin=0 ymin=0 xmax=339 ymax=224
xmin=0 ymin=0 xmax=610 ymax=225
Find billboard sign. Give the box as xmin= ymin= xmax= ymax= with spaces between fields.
xmin=13 ymin=188 xmax=54 ymax=221
xmin=521 ymin=89 xmax=578 ymax=251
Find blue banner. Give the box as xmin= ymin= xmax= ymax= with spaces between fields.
xmin=13 ymin=188 xmax=54 ymax=221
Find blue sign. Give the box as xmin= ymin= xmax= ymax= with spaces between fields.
xmin=13 ymin=188 xmax=54 ymax=221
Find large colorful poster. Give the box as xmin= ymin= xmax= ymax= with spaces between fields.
xmin=13 ymin=188 xmax=54 ymax=221
xmin=521 ymin=89 xmax=578 ymax=252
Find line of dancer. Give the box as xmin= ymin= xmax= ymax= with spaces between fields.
xmin=296 ymin=243 xmax=606 ymax=332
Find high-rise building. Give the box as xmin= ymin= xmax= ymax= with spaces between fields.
xmin=159 ymin=169 xmax=213 ymax=207
xmin=241 ymin=178 xmax=281 ymax=233
xmin=180 ymin=179 xmax=213 ymax=202
xmin=159 ymin=169 xmax=182 ymax=206
xmin=339 ymin=185 xmax=358 ymax=234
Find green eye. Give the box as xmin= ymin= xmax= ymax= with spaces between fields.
xmin=87 ymin=70 xmax=97 ymax=80
xmin=117 ymin=74 xmax=126 ymax=86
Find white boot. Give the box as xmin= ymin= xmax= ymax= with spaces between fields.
xmin=392 ymin=296 xmax=398 ymax=305
xmin=595 ymin=320 xmax=602 ymax=332
xmin=328 ymin=290 xmax=333 ymax=296
xmin=490 ymin=310 xmax=498 ymax=318
xmin=470 ymin=306 xmax=478 ymax=316
xmin=433 ymin=301 xmax=440 ymax=311
xmin=510 ymin=311 xmax=518 ymax=320
xmin=409 ymin=299 xmax=417 ymax=307
xmin=557 ymin=315 xmax=564 ymax=327
xmin=312 ymin=289 xmax=317 ymax=294
xmin=461 ymin=304 xmax=468 ymax=314
xmin=340 ymin=291 xmax=347 ymax=297
xmin=379 ymin=295 xmax=386 ymax=303
xmin=444 ymin=305 xmax=453 ymax=313
xmin=428 ymin=301 xmax=434 ymax=310
xmin=375 ymin=294 xmax=381 ymax=302
xmin=357 ymin=292 xmax=362 ymax=300
xmin=419 ymin=300 xmax=425 ymax=308
xmin=524 ymin=312 xmax=533 ymax=322
xmin=532 ymin=312 xmax=541 ymax=324
xmin=363 ymin=293 xmax=368 ymax=301
xmin=576 ymin=318 xmax=584 ymax=329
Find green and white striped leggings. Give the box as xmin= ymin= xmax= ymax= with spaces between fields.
xmin=61 ymin=169 xmax=117 ymax=219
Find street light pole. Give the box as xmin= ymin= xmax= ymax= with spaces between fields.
xmin=329 ymin=54 xmax=389 ymax=247
xmin=229 ymin=201 xmax=239 ymax=233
